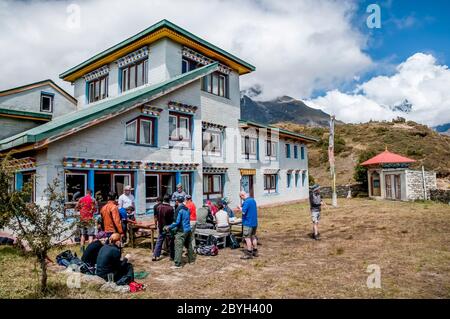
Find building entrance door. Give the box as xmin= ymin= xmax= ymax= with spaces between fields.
xmin=240 ymin=175 xmax=254 ymax=198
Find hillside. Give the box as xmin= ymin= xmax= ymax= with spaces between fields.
xmin=276 ymin=120 xmax=450 ymax=189
xmin=240 ymin=95 xmax=332 ymax=127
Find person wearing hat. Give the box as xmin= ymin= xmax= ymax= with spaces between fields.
xmin=171 ymin=183 xmax=187 ymax=202
xmin=118 ymin=185 xmax=135 ymax=211
xmin=81 ymin=231 xmax=108 ymax=269
xmin=165 ymin=196 xmax=195 ymax=269
xmin=309 ymin=184 xmax=324 ymax=240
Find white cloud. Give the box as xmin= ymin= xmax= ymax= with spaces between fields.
xmin=307 ymin=53 xmax=450 ymax=126
xmin=0 ymin=0 xmax=371 ymax=100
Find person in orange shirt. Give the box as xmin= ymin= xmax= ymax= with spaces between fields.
xmin=185 ymin=195 xmax=197 ymax=251
xmin=100 ymin=192 xmax=124 ymax=238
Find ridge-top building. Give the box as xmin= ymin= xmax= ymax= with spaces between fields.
xmin=0 ymin=20 xmax=317 ymax=215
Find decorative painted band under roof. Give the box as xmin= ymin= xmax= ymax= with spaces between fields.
xmin=295 ymin=169 xmax=306 ymax=173
xmin=117 ymin=46 xmax=149 ymax=68
xmin=168 ymin=101 xmax=198 ymax=114
xmin=202 ymin=121 xmax=226 ymax=131
xmin=182 ymin=46 xmax=231 ymax=75
xmin=203 ymin=167 xmax=228 ymax=174
xmin=141 ymin=104 xmax=163 ymax=117
xmin=264 ymin=168 xmax=280 ymax=174
xmin=84 ymin=65 xmax=110 ymax=82
xmin=63 ymin=157 xmax=199 ymax=171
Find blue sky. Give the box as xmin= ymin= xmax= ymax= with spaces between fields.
xmin=358 ymin=0 xmax=450 ymax=77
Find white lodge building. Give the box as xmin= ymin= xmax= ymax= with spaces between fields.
xmin=0 ymin=20 xmax=317 ymax=215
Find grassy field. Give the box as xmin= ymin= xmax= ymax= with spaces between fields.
xmin=1 ymin=198 xmax=450 ymax=299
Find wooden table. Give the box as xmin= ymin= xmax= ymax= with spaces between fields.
xmin=128 ymin=221 xmax=157 ymax=251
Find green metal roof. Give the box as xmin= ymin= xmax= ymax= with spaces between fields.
xmin=0 ymin=108 xmax=52 ymax=121
xmin=60 ymin=19 xmax=255 ymax=80
xmin=0 ymin=63 xmax=218 ymax=151
xmin=239 ymin=119 xmax=319 ymax=143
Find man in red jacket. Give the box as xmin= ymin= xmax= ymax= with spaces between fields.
xmin=76 ymin=189 xmax=96 ymax=252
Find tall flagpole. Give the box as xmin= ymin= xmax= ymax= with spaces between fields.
xmin=329 ymin=115 xmax=338 ymax=207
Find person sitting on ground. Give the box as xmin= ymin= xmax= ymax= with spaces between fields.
xmin=96 ymin=233 xmax=134 ymax=285
xmin=153 ymin=195 xmax=175 ymax=261
xmin=81 ymin=231 xmax=108 ymax=269
xmin=100 ymin=192 xmax=124 ymax=238
xmin=214 ymin=202 xmax=230 ymax=233
xmin=165 ymin=196 xmax=195 ymax=269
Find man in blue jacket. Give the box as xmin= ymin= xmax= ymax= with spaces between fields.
xmin=165 ymin=196 xmax=195 ymax=268
xmin=237 ymin=191 xmax=258 ymax=259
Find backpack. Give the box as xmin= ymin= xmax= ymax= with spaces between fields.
xmin=206 ymin=234 xmax=218 ymax=246
xmin=195 ymin=244 xmax=219 ymax=256
xmin=56 ymin=250 xmax=95 ymax=275
xmin=227 ymin=234 xmax=240 ymax=249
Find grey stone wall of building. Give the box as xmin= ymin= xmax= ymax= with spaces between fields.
xmin=406 ymin=170 xmax=437 ymax=200
xmin=320 ymin=184 xmax=367 ymax=199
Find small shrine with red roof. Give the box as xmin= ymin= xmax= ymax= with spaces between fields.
xmin=361 ymin=148 xmax=436 ymax=201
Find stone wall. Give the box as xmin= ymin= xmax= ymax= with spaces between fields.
xmin=320 ymin=184 xmax=367 ymax=199
xmin=430 ymin=189 xmax=450 ymax=204
xmin=406 ymin=170 xmax=437 ymax=200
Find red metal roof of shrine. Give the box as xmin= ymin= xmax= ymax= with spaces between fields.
xmin=361 ymin=150 xmax=416 ymax=166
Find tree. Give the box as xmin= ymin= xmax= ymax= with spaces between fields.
xmin=0 ymin=157 xmax=75 ymax=294
xmin=354 ymin=150 xmax=377 ymax=189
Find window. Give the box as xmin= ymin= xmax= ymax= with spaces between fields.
xmin=295 ymin=173 xmax=299 ymax=187
xmin=145 ymin=174 xmax=159 ymax=200
xmin=121 ymin=59 xmax=148 ymax=92
xmin=266 ymin=140 xmax=277 ymax=158
xmin=181 ymin=59 xmax=200 ymax=73
xmin=202 ymin=72 xmax=228 ymax=98
xmin=294 ymin=145 xmax=298 ymax=159
xmin=287 ymin=173 xmax=292 ymax=188
xmin=302 ymin=171 xmax=307 ymax=186
xmin=88 ymin=76 xmax=109 ymax=103
xmin=264 ymin=174 xmax=277 ymax=193
xmin=285 ymin=144 xmax=291 ymax=158
xmin=113 ymin=174 xmax=131 ymax=195
xmin=125 ymin=117 xmax=156 ymax=146
xmin=40 ymin=92 xmax=53 ymax=113
xmin=181 ymin=174 xmax=191 ymax=196
xmin=301 ymin=146 xmax=305 ymax=160
xmin=241 ymin=136 xmax=257 ymax=159
xmin=169 ymin=113 xmax=191 ymax=147
xmin=203 ymin=174 xmax=223 ymax=199
xmin=203 ymin=130 xmax=222 ymax=155
xmin=22 ymin=172 xmax=36 ymax=203
xmin=65 ymin=173 xmax=87 ymax=202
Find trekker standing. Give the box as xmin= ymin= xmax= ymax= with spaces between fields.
xmin=171 ymin=183 xmax=187 ymax=202
xmin=309 ymin=184 xmax=324 ymax=240
xmin=165 ymin=196 xmax=195 ymax=269
xmin=237 ymin=191 xmax=258 ymax=259
xmin=185 ymin=195 xmax=197 ymax=251
xmin=153 ymin=195 xmax=175 ymax=261
xmin=75 ymin=189 xmax=96 ymax=253
xmin=100 ymin=192 xmax=124 ymax=238
xmin=118 ymin=185 xmax=135 ymax=211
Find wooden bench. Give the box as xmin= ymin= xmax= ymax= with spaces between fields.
xmin=194 ymin=228 xmax=228 ymax=248
xmin=128 ymin=221 xmax=157 ymax=251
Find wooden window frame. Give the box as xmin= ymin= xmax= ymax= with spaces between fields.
xmin=203 ymin=174 xmax=223 ymax=196
xmin=65 ymin=172 xmax=87 ymax=203
xmin=285 ymin=143 xmax=291 ymax=158
xmin=125 ymin=116 xmax=156 ymax=146
xmin=264 ymin=174 xmax=277 ymax=193
xmin=202 ymin=72 xmax=229 ymax=98
xmin=40 ymin=93 xmax=54 ymax=113
xmin=169 ymin=112 xmax=192 ymax=143
xmin=203 ymin=130 xmax=222 ymax=155
xmin=145 ymin=174 xmax=160 ymax=201
xmin=88 ymin=75 xmax=109 ymax=103
xmin=121 ymin=59 xmax=148 ymax=92
xmin=242 ymin=136 xmax=257 ymax=159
